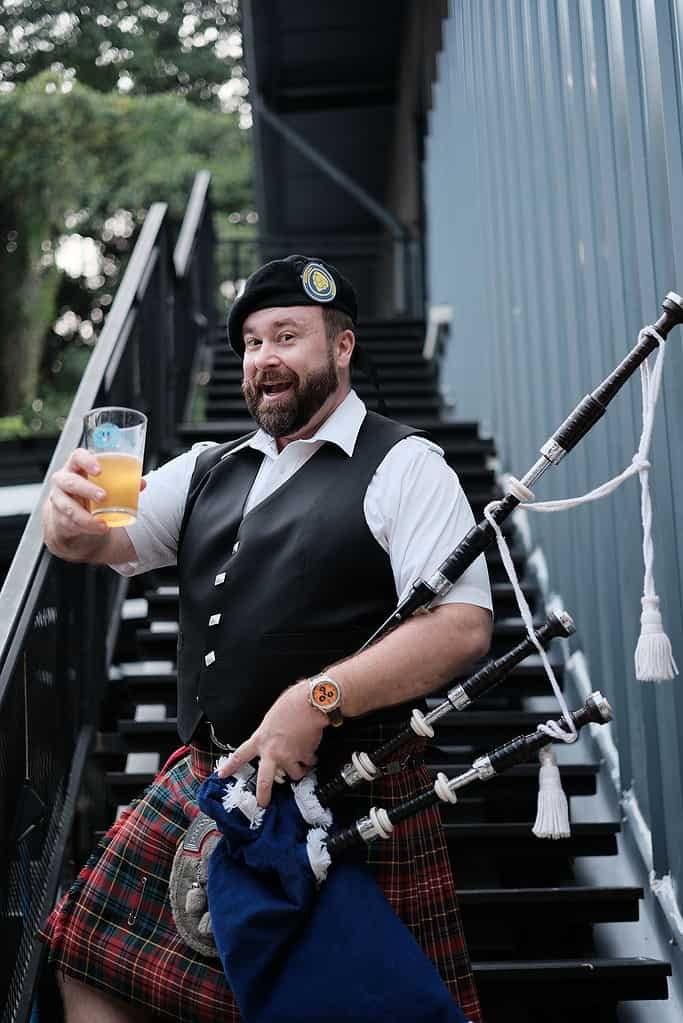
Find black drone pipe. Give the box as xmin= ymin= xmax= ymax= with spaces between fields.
xmin=359 ymin=292 xmax=683 ymax=650
xmin=326 ymin=691 xmax=612 ymax=858
xmin=317 ymin=609 xmax=575 ymax=805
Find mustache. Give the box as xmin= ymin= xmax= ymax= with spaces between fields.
xmin=247 ymin=370 xmax=299 ymax=389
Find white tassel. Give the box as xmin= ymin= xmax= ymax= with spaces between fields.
xmin=197 ymin=911 xmax=213 ymax=937
xmin=532 ymin=746 xmax=570 ymax=840
xmin=221 ymin=777 xmax=265 ymax=829
xmin=635 ymin=595 xmax=679 ymax=682
xmin=306 ymin=826 xmax=331 ymax=884
xmin=292 ymin=772 xmax=333 ymax=829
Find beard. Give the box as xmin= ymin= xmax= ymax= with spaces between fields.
xmin=242 ymin=353 xmax=339 ymax=437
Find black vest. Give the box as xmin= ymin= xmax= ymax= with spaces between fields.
xmin=175 ymin=411 xmax=417 ymax=750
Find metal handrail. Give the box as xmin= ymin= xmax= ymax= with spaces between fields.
xmin=0 ymin=203 xmax=168 ymax=685
xmin=0 ymin=172 xmax=216 ymax=1023
xmin=174 ymin=170 xmax=212 ymax=279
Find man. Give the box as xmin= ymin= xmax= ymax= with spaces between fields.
xmin=41 ymin=255 xmax=492 ymax=1023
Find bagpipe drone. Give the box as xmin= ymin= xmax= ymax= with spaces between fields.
xmin=178 ymin=292 xmax=682 ymax=1023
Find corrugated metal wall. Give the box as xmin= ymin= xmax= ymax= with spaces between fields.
xmin=425 ymin=0 xmax=683 ymax=914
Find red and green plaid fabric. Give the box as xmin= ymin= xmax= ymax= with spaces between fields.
xmin=40 ymin=739 xmax=483 ymax=1023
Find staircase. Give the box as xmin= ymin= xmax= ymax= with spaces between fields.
xmin=94 ymin=319 xmax=672 ymax=1022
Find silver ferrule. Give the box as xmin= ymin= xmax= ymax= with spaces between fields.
xmin=520 ymin=454 xmax=553 ymax=489
xmin=539 ymin=438 xmax=567 ymax=466
xmin=341 ymin=762 xmax=363 ymax=788
xmin=554 ymin=609 xmax=576 ymax=636
xmin=448 ymin=766 xmax=483 ymax=794
xmin=424 ymin=699 xmax=458 ymax=728
xmin=424 ymin=569 xmax=452 ymax=597
xmin=472 ymin=755 xmax=496 ymax=781
xmin=665 ymin=290 xmax=683 ymax=310
xmin=356 ymin=816 xmax=378 ymax=845
xmin=447 ymin=683 xmax=471 ymax=711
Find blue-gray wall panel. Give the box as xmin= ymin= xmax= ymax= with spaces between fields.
xmin=425 ymin=0 xmax=683 ymax=912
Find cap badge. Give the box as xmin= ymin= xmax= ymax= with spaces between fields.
xmin=301 ymin=262 xmax=336 ymax=303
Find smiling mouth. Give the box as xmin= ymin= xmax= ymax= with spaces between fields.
xmin=260 ymin=382 xmax=293 ymax=398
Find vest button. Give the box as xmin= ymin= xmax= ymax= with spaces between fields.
xmin=209 ymin=613 xmax=221 ymax=627
xmin=204 ymin=650 xmax=216 ymax=667
xmin=232 ymin=541 xmax=240 ymax=554
xmin=214 ymin=572 xmax=227 ymax=586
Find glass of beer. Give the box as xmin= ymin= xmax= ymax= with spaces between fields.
xmin=83 ymin=406 xmax=147 ymax=527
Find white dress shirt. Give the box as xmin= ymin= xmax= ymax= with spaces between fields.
xmin=112 ymin=391 xmax=492 ymax=612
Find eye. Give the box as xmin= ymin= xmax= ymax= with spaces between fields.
xmin=279 ymin=332 xmax=295 ymax=343
xmin=244 ymin=337 xmax=261 ymax=350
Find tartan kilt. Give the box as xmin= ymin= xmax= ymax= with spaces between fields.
xmin=40 ymin=737 xmax=483 ymax=1023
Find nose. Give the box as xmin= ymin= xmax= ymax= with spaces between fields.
xmin=250 ymin=339 xmax=282 ymax=372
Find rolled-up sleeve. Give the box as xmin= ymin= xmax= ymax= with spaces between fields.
xmin=364 ymin=436 xmax=492 ymax=611
xmin=109 ymin=442 xmax=216 ymax=576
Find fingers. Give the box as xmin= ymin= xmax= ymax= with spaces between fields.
xmin=216 ymin=736 xmax=258 ymax=778
xmin=285 ymin=763 xmax=308 ymax=782
xmin=140 ymin=478 xmax=147 ymax=491
xmin=46 ymin=449 xmax=110 ymax=539
xmin=66 ymin=448 xmax=101 ymax=478
xmin=47 ymin=487 xmax=109 ymax=537
xmin=255 ymin=756 xmax=277 ymax=808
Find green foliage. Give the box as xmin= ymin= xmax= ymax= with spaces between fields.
xmin=1 ymin=70 xmax=252 ymax=229
xmin=0 ymin=417 xmax=30 ymax=440
xmin=0 ymin=1 xmax=247 ymax=111
xmin=0 ymin=70 xmax=253 ymax=429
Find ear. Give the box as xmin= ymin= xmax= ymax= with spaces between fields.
xmin=335 ymin=329 xmax=355 ymax=370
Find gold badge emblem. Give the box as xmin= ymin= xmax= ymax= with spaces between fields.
xmin=301 ymin=262 xmax=336 ymax=303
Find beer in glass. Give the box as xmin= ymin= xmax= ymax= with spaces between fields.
xmin=83 ymin=407 xmax=147 ymax=527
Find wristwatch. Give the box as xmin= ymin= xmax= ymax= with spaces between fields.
xmin=307 ymin=673 xmax=344 ymax=727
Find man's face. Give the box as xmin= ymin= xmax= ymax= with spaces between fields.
xmin=241 ymin=306 xmax=344 ymax=438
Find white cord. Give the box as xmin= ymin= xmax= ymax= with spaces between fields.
xmin=502 ymin=326 xmax=676 ymax=685
xmin=483 ymin=503 xmax=577 ymax=742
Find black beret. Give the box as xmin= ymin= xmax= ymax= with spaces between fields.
xmin=227 ymin=254 xmax=357 ymax=356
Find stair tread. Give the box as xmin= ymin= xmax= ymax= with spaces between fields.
xmin=460 ymin=885 xmax=642 ymax=902
xmin=472 ymin=956 xmax=671 ymax=977
xmin=445 ymin=821 xmax=619 ymax=835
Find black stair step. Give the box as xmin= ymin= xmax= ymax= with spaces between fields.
xmin=461 ymin=884 xmax=641 ymax=917
xmin=472 ymin=958 xmax=671 ymax=1010
xmin=444 ymin=821 xmax=619 ymax=860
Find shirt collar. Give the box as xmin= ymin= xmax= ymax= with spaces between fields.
xmin=221 ymin=390 xmax=367 ymax=462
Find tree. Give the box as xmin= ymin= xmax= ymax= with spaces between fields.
xmin=0 ymin=1 xmax=249 ymax=117
xmin=0 ymin=70 xmax=252 ymax=422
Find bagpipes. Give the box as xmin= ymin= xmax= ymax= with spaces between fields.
xmin=185 ymin=293 xmax=682 ymax=1023
xmin=323 ymin=690 xmax=611 ymax=859
xmin=316 ymin=608 xmax=576 ymax=804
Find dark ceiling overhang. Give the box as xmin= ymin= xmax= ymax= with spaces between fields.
xmin=241 ymin=0 xmax=407 ymax=239
xmin=240 ymin=0 xmax=446 ymax=317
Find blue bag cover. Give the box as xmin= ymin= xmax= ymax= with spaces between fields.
xmin=198 ymin=772 xmax=468 ymax=1023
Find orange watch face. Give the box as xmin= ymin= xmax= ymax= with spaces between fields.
xmin=311 ymin=680 xmax=340 ymax=710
